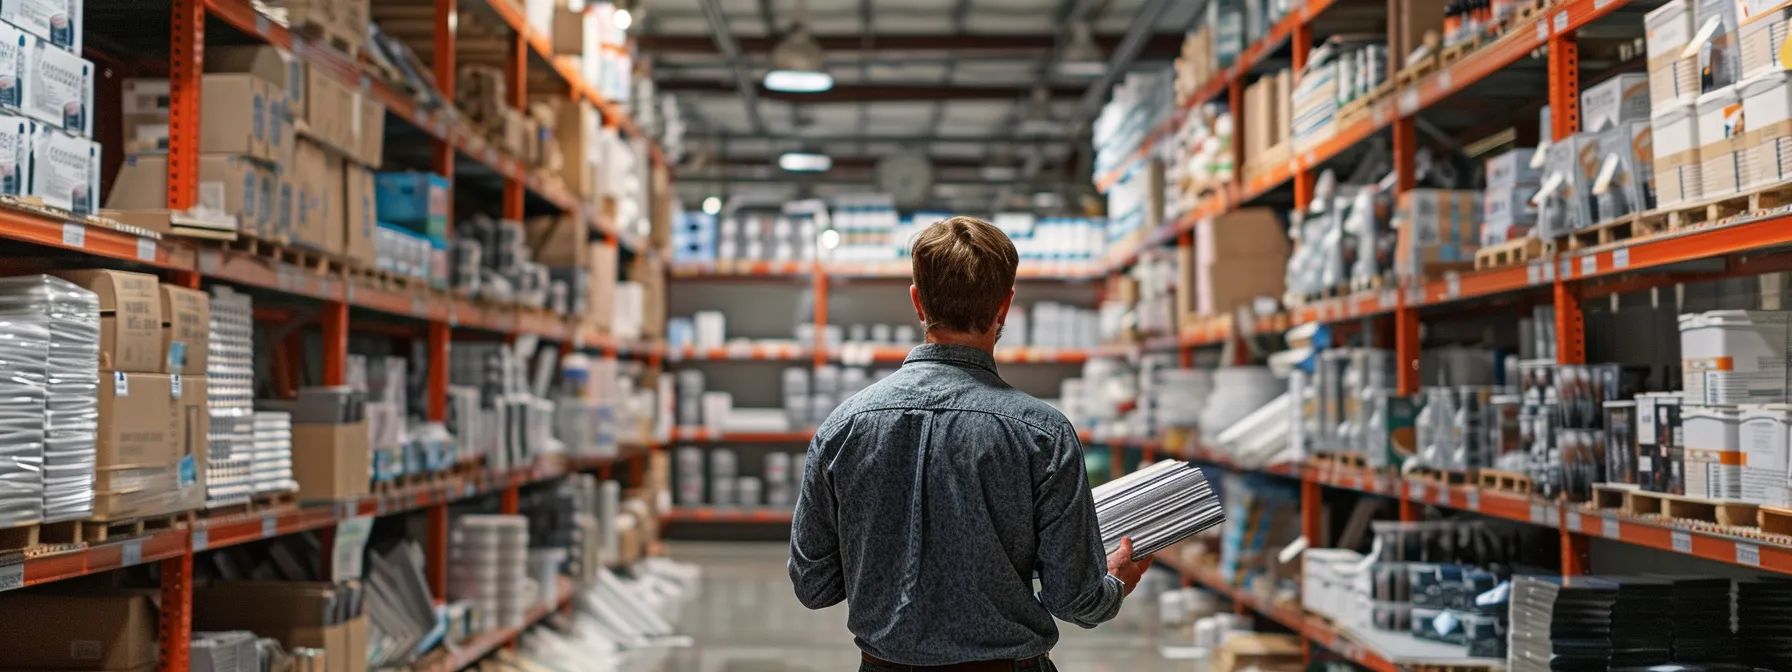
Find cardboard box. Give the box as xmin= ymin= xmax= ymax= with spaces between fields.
xmin=0 ymin=110 xmax=33 ymax=197
xmin=1189 ymin=208 xmax=1289 ymax=318
xmin=292 ymin=421 xmax=371 ymax=500
xmin=357 ymin=93 xmax=384 ymax=166
xmin=30 ymin=126 xmax=97 ymax=215
xmin=116 ymin=75 xmax=278 ymax=159
xmin=52 ymin=269 xmax=161 ymax=372
xmin=160 ymin=285 xmax=208 ymax=375
xmin=585 ymin=240 xmax=616 ymax=332
xmin=23 ymin=34 xmax=92 ymax=135
xmin=343 ymin=164 xmax=376 ymax=267
xmin=0 ymin=593 xmax=158 ymax=670
xmin=1393 ymin=0 xmax=1444 ymax=69
xmin=1581 ymin=72 xmax=1652 ymax=132
xmin=192 ymin=581 xmax=367 ymax=672
xmin=175 ymin=374 xmax=207 ymax=511
xmin=292 ymin=138 xmax=343 ymax=253
xmin=557 ymin=99 xmax=599 ymax=197
xmin=1 ymin=0 xmax=83 ymax=54
xmin=1215 ymin=633 xmax=1303 ymax=672
xmin=102 ymin=154 xmax=271 ymax=236
xmin=528 ymin=213 xmax=587 ymax=266
xmin=93 ymin=371 xmax=181 ymax=520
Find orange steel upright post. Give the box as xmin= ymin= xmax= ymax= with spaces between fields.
xmin=813 ymin=265 xmax=830 ymax=370
xmin=426 ymin=0 xmax=458 ymax=605
xmin=1548 ymin=29 xmax=1591 ymax=575
xmin=322 ymin=302 xmax=348 ymax=386
xmin=158 ymin=551 xmax=192 ymax=672
xmin=503 ymin=31 xmax=527 ymax=222
xmin=167 ymin=0 xmax=202 ymax=211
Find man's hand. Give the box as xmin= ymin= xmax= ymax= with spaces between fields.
xmin=1107 ymin=537 xmax=1155 ymax=597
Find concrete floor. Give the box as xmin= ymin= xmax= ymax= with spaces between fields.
xmin=659 ymin=542 xmax=1184 ymax=672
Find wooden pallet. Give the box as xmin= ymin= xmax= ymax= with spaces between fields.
xmin=292 ymin=21 xmax=362 ymax=58
xmin=1312 ymin=452 xmax=1368 ymax=470
xmin=1477 ymin=469 xmax=1534 ymax=495
xmin=1591 ymin=482 xmax=1639 ymax=510
xmin=201 ymin=491 xmax=298 ymax=519
xmin=1397 ymin=54 xmax=1438 ymax=85
xmin=74 ymin=513 xmax=184 ymax=545
xmin=1650 ymin=184 xmax=1792 ymax=232
xmin=1547 ymin=213 xmax=1670 ymax=255
xmin=1622 ymin=489 xmax=1758 ymax=527
xmin=346 ymin=265 xmax=431 ymax=294
xmin=1348 ymin=274 xmax=1386 ymax=293
xmin=1407 ymin=466 xmax=1473 ymax=485
xmin=223 ymin=231 xmax=348 ymax=275
xmin=0 ymin=522 xmax=83 ymax=555
xmin=1474 ymin=236 xmax=1544 ymax=270
xmin=1439 ymin=36 xmax=1483 ymax=68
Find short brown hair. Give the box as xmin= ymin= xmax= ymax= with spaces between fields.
xmin=910 ymin=216 xmax=1019 ymax=333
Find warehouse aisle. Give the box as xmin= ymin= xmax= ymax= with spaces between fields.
xmin=660 ymin=542 xmax=1180 ymax=672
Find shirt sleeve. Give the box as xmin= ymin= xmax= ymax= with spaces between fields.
xmin=788 ymin=428 xmax=847 ymax=610
xmin=1033 ymin=425 xmax=1124 ymax=628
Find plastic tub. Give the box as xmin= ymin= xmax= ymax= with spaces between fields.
xmin=1678 ymin=310 xmax=1792 ymax=405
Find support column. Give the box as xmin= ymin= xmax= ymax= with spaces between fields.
xmin=167 ymin=0 xmax=202 ymax=211
xmin=322 ymin=301 xmax=348 ymax=386
xmin=157 ymin=552 xmax=192 ymax=672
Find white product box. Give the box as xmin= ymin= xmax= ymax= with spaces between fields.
xmin=1739 ymin=5 xmax=1792 ymax=77
xmin=1697 ymin=85 xmax=1748 ymax=197
xmin=1648 ymin=1 xmax=1699 ymax=106
xmin=1742 ymin=71 xmax=1792 ymax=189
xmin=1741 ymin=404 xmax=1792 ymax=505
xmin=28 ymin=125 xmax=91 ymax=214
xmin=1679 ymin=310 xmax=1792 ymax=405
xmin=1484 ymin=149 xmax=1542 ymax=188
xmin=0 ymin=110 xmax=30 ymax=197
xmin=1582 ymin=73 xmax=1652 ymax=132
xmin=1684 ymin=405 xmax=1742 ymax=500
xmin=1596 ymin=121 xmax=1655 ymax=221
xmin=1482 ymin=182 xmax=1537 ymax=234
xmin=1652 ymin=102 xmax=1704 ymax=206
xmin=0 ymin=1 xmax=78 ymax=53
xmin=20 ymin=34 xmax=85 ymax=135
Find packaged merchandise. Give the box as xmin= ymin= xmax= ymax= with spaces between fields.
xmin=1580 ymin=73 xmax=1651 ymax=132
xmin=1739 ymin=2 xmax=1792 ymax=78
xmin=50 ymin=269 xmax=160 ymax=372
xmin=1651 ymin=102 xmax=1704 ymax=206
xmin=1696 ymin=0 xmax=1744 ymax=93
xmin=29 ymin=125 xmax=94 ymax=214
xmin=1741 ymin=71 xmax=1792 ymax=189
xmin=1697 ymin=85 xmax=1749 ymax=198
xmin=1683 ymin=405 xmax=1743 ymax=500
xmin=0 ymin=0 xmax=82 ymax=53
xmin=1741 ymin=404 xmax=1792 ymax=505
xmin=0 ymin=110 xmax=30 ymax=197
xmin=1647 ymin=0 xmax=1699 ymax=107
xmin=23 ymin=35 xmax=88 ymax=134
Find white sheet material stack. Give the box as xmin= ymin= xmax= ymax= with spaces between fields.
xmin=0 ymin=276 xmax=99 ymax=522
xmin=206 ymin=287 xmax=254 ymax=507
xmin=0 ymin=280 xmax=51 ymax=527
xmin=450 ymin=514 xmax=533 ymax=630
xmin=250 ymin=410 xmax=295 ymax=494
xmin=1093 ymin=460 xmax=1226 ymax=561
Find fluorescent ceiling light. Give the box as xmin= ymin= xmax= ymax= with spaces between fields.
xmin=1058 ymin=21 xmax=1105 ymax=77
xmin=614 ymin=8 xmax=632 ymax=30
xmin=779 ymin=152 xmax=833 ymax=172
xmin=702 ymin=196 xmax=722 ymax=214
xmin=764 ymin=69 xmax=834 ymax=93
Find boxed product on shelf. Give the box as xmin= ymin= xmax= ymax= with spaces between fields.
xmin=94 ymin=370 xmax=193 ymax=519
xmin=0 ymin=110 xmax=27 ymax=198
xmin=1740 ymin=404 xmax=1792 ymax=505
xmin=1679 ymin=309 xmax=1792 ymax=405
xmin=291 ymin=138 xmax=344 ymax=253
xmin=1594 ymin=120 xmax=1655 ymax=222
xmin=291 ymin=419 xmax=372 ymax=500
xmin=1648 ymin=1 xmax=1700 ymax=108
xmin=29 ymin=126 xmax=95 ymax=215
xmin=1742 ymin=71 xmax=1792 ymax=190
xmin=0 ymin=592 xmax=157 ymax=670
xmin=1180 ymin=207 xmax=1288 ymax=323
xmin=1394 ymin=189 xmax=1481 ymax=280
xmin=1652 ymin=101 xmax=1704 ymax=207
xmin=1739 ymin=0 xmax=1792 ymax=79
xmin=1683 ymin=405 xmax=1743 ymax=500
xmin=161 ymin=284 xmax=209 ymax=376
xmin=1483 ymin=150 xmax=1541 ymax=244
xmin=526 ymin=213 xmax=587 ymax=267
xmin=1580 ymin=73 xmax=1651 ymax=132
xmin=206 ymin=287 xmax=254 ymax=508
xmin=1536 ymin=132 xmax=1598 ymax=238
xmin=119 ymin=74 xmax=281 ymax=160
xmin=1695 ymin=0 xmax=1744 ymax=94
xmin=192 ymin=580 xmax=369 ymax=672
xmin=342 ymin=164 xmax=376 ymax=268
xmin=1 ymin=28 xmax=91 ymax=136
xmin=374 ymin=171 xmax=449 ymax=244
xmin=555 ymin=99 xmax=599 ymax=198
xmin=0 ymin=1 xmax=80 ymax=53
xmin=103 ymin=154 xmax=275 ymax=236
xmin=52 ymin=269 xmax=160 ymax=372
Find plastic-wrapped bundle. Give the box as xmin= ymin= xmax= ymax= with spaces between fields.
xmin=0 ymin=276 xmax=97 ymax=522
xmin=0 ymin=292 xmax=49 ymax=527
xmin=206 ymin=287 xmax=255 ymax=507
xmin=1092 ymin=460 xmax=1226 ymax=560
xmin=250 ymin=411 xmax=295 ymax=494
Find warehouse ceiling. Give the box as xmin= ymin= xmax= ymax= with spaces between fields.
xmin=636 ymin=0 xmax=1207 ymax=212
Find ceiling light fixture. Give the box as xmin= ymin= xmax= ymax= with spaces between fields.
xmin=1057 ymin=21 xmax=1106 ymax=77
xmin=702 ymin=196 xmax=722 ymax=214
xmin=614 ymin=8 xmax=632 ymax=30
xmin=1020 ymin=87 xmax=1060 ymax=137
xmin=778 ymin=151 xmax=833 ymax=172
xmin=764 ymin=21 xmax=833 ymax=93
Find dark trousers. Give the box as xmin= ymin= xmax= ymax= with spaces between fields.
xmin=859 ymin=654 xmax=1057 ymax=672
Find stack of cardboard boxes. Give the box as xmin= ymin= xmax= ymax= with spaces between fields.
xmin=51 ymin=269 xmax=210 ymax=521
xmin=1240 ymin=69 xmax=1293 ymax=183
xmin=0 ymin=2 xmax=97 ymax=215
xmin=265 ymin=0 xmax=371 ymax=54
xmin=1175 ymin=208 xmax=1290 ymax=329
xmin=373 ymin=172 xmax=449 ymax=287
xmin=110 ymin=45 xmax=383 ymax=271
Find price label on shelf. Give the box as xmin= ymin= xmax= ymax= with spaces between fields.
xmin=192 ymin=528 xmax=209 ymax=552
xmin=255 ymin=14 xmax=270 ymax=36
xmin=0 ymin=557 xmax=21 ymax=591
xmin=1672 ymin=530 xmax=1692 ymax=553
xmin=1602 ymin=517 xmax=1621 ymax=540
xmin=1738 ymin=542 xmax=1761 ymax=566
xmin=1581 ymin=255 xmax=1599 ymax=276
xmin=61 ymin=222 xmax=83 ymax=248
xmin=1445 ymin=272 xmax=1462 ymax=299
xmin=1437 ymin=69 xmax=1453 ymax=92
xmin=1530 ymin=502 xmax=1549 ymax=525
xmin=121 ymin=539 xmax=143 ymax=567
xmin=413 ymin=108 xmax=429 ymax=126
xmin=1566 ymin=512 xmax=1582 ymax=532
xmin=1555 ymin=11 xmax=1570 ymax=32
xmin=1536 ymin=19 xmax=1549 ymax=40
xmin=1433 ymin=486 xmax=1449 ymax=505
xmin=1411 ymin=483 xmax=1426 ymax=501
xmin=1466 ymin=489 xmax=1480 ymax=511
xmin=411 ymin=296 xmax=427 ymax=317
xmin=1561 ymin=258 xmax=1575 ymax=280
xmin=261 ymin=515 xmax=277 ymax=539
xmin=1527 ymin=263 xmax=1541 ymax=285
xmin=1399 ymin=88 xmax=1420 ymax=116
xmin=1380 ymin=290 xmax=1397 ymax=309
xmin=136 ymin=237 xmax=156 ymax=261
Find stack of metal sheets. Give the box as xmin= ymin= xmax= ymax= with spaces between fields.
xmin=1092 ymin=460 xmax=1225 ymax=561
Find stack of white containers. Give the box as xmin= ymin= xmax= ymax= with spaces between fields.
xmin=0 ymin=280 xmax=51 ymax=527
xmin=526 ymin=547 xmax=565 ymax=609
xmin=207 ymin=287 xmax=255 ymax=507
xmin=451 ymin=515 xmax=533 ymax=630
xmin=250 ymin=410 xmax=296 ymax=494
xmin=0 ymin=276 xmax=98 ymax=522
xmin=1683 ymin=406 xmax=1743 ymax=500
xmin=674 ymin=446 xmax=703 ymax=506
xmin=766 ymin=452 xmax=794 ymax=507
xmin=709 ymin=449 xmax=736 ymax=506
xmin=1679 ymin=310 xmax=1791 ymax=406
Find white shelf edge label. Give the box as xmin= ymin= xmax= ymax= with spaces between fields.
xmin=1737 ymin=542 xmax=1761 ymax=566
xmin=1530 ymin=502 xmax=1547 ymax=524
xmin=61 ymin=222 xmax=84 ymax=247
xmin=1433 ymin=486 xmax=1448 ymax=505
xmin=1672 ymin=530 xmax=1692 ymax=553
xmin=1614 ymin=248 xmax=1630 ymax=269
xmin=136 ymin=237 xmax=155 ymax=261
xmin=0 ymin=558 xmax=20 ymax=591
xmin=261 ymin=515 xmax=277 ymax=538
xmin=192 ymin=527 xmax=209 ymax=552
xmin=1567 ymin=512 xmax=1582 ymax=532
xmin=1581 ymin=255 xmax=1598 ymax=276
xmin=1601 ymin=517 xmax=1620 ymax=540
xmin=121 ymin=539 xmax=143 ymax=567
xmin=1380 ymin=289 xmax=1397 ymax=309
xmin=1527 ymin=263 xmax=1541 ymax=285
xmin=1399 ymin=88 xmax=1420 ymax=115
xmin=1537 ymin=19 xmax=1550 ymax=41
xmin=1411 ymin=483 xmax=1426 ymax=501
xmin=1466 ymin=489 xmax=1480 ymax=511
xmin=1561 ymin=258 xmax=1574 ymax=279
xmin=1555 ymin=11 xmax=1569 ymax=32
xmin=255 ymin=14 xmax=270 ymax=35
xmin=1446 ymin=272 xmax=1462 ymax=299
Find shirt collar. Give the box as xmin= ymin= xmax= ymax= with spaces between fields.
xmin=903 ymin=343 xmax=999 ymax=375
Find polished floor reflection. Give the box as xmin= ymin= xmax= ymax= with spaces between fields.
xmin=659 ymin=542 xmax=1185 ymax=672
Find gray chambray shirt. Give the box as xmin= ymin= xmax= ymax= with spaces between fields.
xmin=787 ymin=343 xmax=1124 ymax=665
